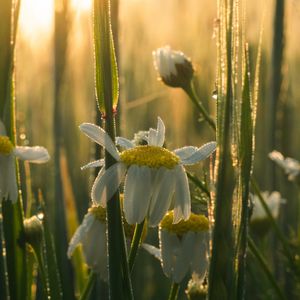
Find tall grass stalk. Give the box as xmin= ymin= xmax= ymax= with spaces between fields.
xmin=208 ymin=0 xmax=235 ymax=299
xmin=53 ymin=1 xmax=75 ymax=299
xmin=0 ymin=1 xmax=27 ymax=299
xmin=93 ymin=0 xmax=132 ymax=299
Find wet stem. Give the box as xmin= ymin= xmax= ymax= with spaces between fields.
xmin=183 ymin=82 xmax=216 ymax=132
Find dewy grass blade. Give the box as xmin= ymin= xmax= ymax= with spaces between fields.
xmin=1 ymin=1 xmax=27 ymax=299
xmin=93 ymin=1 xmax=132 ymax=299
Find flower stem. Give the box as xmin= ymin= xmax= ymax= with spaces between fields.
xmin=248 ymin=237 xmax=286 ymax=300
xmin=129 ymin=219 xmax=145 ymax=272
xmin=183 ymin=82 xmax=216 ymax=132
xmin=168 ymin=282 xmax=179 ymax=300
xmin=79 ymin=272 xmax=97 ymax=300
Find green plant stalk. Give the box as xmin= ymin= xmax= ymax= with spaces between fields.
xmin=236 ymin=46 xmax=253 ymax=300
xmin=186 ymin=172 xmax=211 ymax=198
xmin=93 ymin=1 xmax=132 ymax=298
xmin=208 ymin=1 xmax=235 ymax=299
xmin=168 ymin=282 xmax=179 ymax=300
xmin=248 ymin=237 xmax=286 ymax=300
xmin=1 ymin=1 xmax=27 ymax=299
xmin=79 ymin=272 xmax=97 ymax=300
xmin=129 ymin=219 xmax=145 ymax=272
xmin=183 ymin=82 xmax=216 ymax=131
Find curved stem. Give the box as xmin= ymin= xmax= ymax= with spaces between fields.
xmin=79 ymin=272 xmax=97 ymax=300
xmin=168 ymin=282 xmax=179 ymax=300
xmin=183 ymin=82 xmax=216 ymax=132
xmin=129 ymin=219 xmax=146 ymax=272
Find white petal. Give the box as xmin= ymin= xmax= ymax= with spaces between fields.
xmin=148 ymin=168 xmax=176 ymax=227
xmin=190 ymin=232 xmax=209 ymax=282
xmin=268 ymin=191 xmax=282 ymax=219
xmin=79 ymin=123 xmax=120 ymax=161
xmin=82 ymin=220 xmax=107 ymax=280
xmin=116 ymin=137 xmax=134 ymax=149
xmin=123 ymin=165 xmax=152 ymax=224
xmin=180 ymin=142 xmax=217 ymax=165
xmin=0 ymin=154 xmax=18 ymax=202
xmin=173 ymin=166 xmax=191 ymax=223
xmin=155 ymin=117 xmax=165 ymax=147
xmin=160 ymin=230 xmax=180 ymax=279
xmin=91 ymin=163 xmax=126 ymax=207
xmin=142 ymin=243 xmax=162 ymax=261
xmin=81 ymin=159 xmax=104 ymax=170
xmin=173 ymin=146 xmax=198 ymax=160
xmin=14 ymin=146 xmax=50 ymax=163
xmin=173 ymin=232 xmax=196 ymax=283
xmin=0 ymin=120 xmax=7 ymax=135
xmin=67 ymin=212 xmax=96 ymax=258
xmin=148 ymin=128 xmax=158 ymax=146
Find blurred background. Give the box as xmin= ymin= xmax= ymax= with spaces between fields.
xmin=14 ymin=0 xmax=300 ymax=298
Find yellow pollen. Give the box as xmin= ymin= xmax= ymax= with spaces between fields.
xmin=119 ymin=145 xmax=180 ymax=169
xmin=89 ymin=206 xmax=106 ymax=224
xmin=0 ymin=136 xmax=14 ymax=155
xmin=160 ymin=211 xmax=209 ymax=236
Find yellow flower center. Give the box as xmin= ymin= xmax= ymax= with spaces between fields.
xmin=160 ymin=211 xmax=209 ymax=237
xmin=89 ymin=206 xmax=106 ymax=223
xmin=119 ymin=145 xmax=180 ymax=169
xmin=0 ymin=136 xmax=14 ymax=155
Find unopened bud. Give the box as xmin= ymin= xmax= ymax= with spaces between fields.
xmin=153 ymin=46 xmax=194 ymax=88
xmin=24 ymin=216 xmax=43 ymax=247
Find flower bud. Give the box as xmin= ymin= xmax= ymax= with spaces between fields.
xmin=153 ymin=46 xmax=194 ymax=88
xmin=24 ymin=216 xmax=43 ymax=248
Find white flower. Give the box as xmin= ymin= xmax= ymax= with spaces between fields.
xmin=80 ymin=117 xmax=216 ymax=227
xmin=251 ymin=191 xmax=283 ymax=221
xmin=153 ymin=46 xmax=194 ymax=88
xmin=143 ymin=211 xmax=209 ymax=283
xmin=0 ymin=121 xmax=50 ymax=202
xmin=67 ymin=206 xmax=108 ymax=281
xmin=269 ymin=150 xmax=300 ymax=181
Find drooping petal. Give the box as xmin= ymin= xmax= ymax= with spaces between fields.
xmin=0 ymin=154 xmax=18 ymax=202
xmin=82 ymin=220 xmax=108 ymax=280
xmin=123 ymin=165 xmax=152 ymax=224
xmin=81 ymin=159 xmax=104 ymax=170
xmin=91 ymin=162 xmax=126 ymax=207
xmin=67 ymin=212 xmax=96 ymax=258
xmin=190 ymin=232 xmax=209 ymax=282
xmin=14 ymin=146 xmax=50 ymax=163
xmin=142 ymin=243 xmax=162 ymax=261
xmin=173 ymin=231 xmax=196 ymax=283
xmin=160 ymin=230 xmax=180 ymax=279
xmin=155 ymin=117 xmax=165 ymax=147
xmin=116 ymin=137 xmax=134 ymax=149
xmin=79 ymin=123 xmax=120 ymax=161
xmin=173 ymin=165 xmax=191 ymax=223
xmin=179 ymin=142 xmax=217 ymax=165
xmin=148 ymin=168 xmax=176 ymax=227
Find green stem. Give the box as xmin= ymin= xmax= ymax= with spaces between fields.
xmin=129 ymin=220 xmax=145 ymax=272
xmin=186 ymin=172 xmax=211 ymax=198
xmin=248 ymin=237 xmax=286 ymax=300
xmin=184 ymin=82 xmax=216 ymax=132
xmin=79 ymin=272 xmax=97 ymax=300
xmin=168 ymin=282 xmax=179 ymax=300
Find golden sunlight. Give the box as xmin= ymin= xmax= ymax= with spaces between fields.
xmin=71 ymin=0 xmax=92 ymax=11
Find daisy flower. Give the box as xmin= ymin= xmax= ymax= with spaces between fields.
xmin=250 ymin=191 xmax=284 ymax=236
xmin=67 ymin=204 xmax=138 ymax=281
xmin=143 ymin=211 xmax=209 ymax=283
xmin=67 ymin=206 xmax=108 ymax=280
xmin=153 ymin=46 xmax=194 ymax=88
xmin=80 ymin=117 xmax=216 ymax=227
xmin=269 ymin=150 xmax=300 ymax=181
xmin=0 ymin=121 xmax=50 ymax=202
